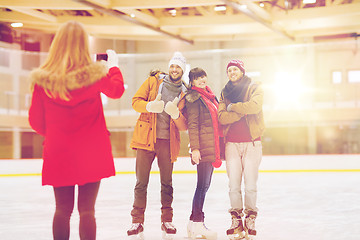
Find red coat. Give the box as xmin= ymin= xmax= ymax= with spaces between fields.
xmin=28 ymin=62 xmax=125 ymax=187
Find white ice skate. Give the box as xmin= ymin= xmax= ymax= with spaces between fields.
xmin=161 ymin=222 xmax=176 ymax=240
xmin=190 ymin=222 xmax=217 ymax=240
xmin=127 ymin=223 xmax=144 ymax=240
xmin=187 ymin=220 xmax=193 ymax=238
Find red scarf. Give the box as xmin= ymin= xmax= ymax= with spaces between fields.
xmin=192 ymin=86 xmax=222 ymax=167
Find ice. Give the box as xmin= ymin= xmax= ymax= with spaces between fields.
xmin=0 ymin=155 xmax=359 ymax=240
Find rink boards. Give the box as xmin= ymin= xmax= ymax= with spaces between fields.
xmin=1 ymin=154 xmax=359 ymax=177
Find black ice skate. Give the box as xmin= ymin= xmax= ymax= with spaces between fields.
xmin=244 ymin=213 xmax=257 ymax=240
xmin=227 ymin=210 xmax=245 ymax=240
xmin=127 ymin=223 xmax=144 ymax=239
xmin=161 ymin=222 xmax=176 ymax=239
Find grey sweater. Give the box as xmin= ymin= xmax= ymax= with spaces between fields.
xmin=156 ymin=76 xmax=183 ymax=139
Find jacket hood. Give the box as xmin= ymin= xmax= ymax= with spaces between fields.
xmin=30 ymin=62 xmax=107 ymax=92
xmin=29 ymin=62 xmax=108 ymax=106
xmin=185 ymin=89 xmax=201 ymax=103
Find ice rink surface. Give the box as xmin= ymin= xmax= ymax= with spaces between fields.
xmin=1 ymin=155 xmax=360 ymax=240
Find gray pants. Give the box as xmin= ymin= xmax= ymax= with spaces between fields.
xmin=131 ymin=139 xmax=174 ymax=223
xmin=225 ymin=141 xmax=262 ymax=215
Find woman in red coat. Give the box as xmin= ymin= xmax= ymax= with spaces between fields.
xmin=28 ymin=21 xmax=125 ymax=240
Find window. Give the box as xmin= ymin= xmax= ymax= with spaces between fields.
xmin=348 ymin=70 xmax=360 ymax=83
xmin=0 ymin=49 xmax=10 ymax=67
xmin=246 ymin=71 xmax=261 ymax=78
xmin=332 ymin=71 xmax=342 ymax=84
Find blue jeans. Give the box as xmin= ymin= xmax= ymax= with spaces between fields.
xmin=190 ymin=162 xmax=214 ymax=222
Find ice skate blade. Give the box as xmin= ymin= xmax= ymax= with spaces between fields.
xmin=245 ymin=233 xmax=255 ymax=240
xmin=128 ymin=232 xmax=144 ymax=240
xmin=162 ymin=230 xmax=175 ymax=240
xmin=191 ymin=233 xmax=217 ymax=240
xmin=244 ymin=228 xmax=256 ymax=240
xmin=228 ymin=233 xmax=245 ymax=240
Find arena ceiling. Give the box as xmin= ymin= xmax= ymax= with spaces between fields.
xmin=0 ymin=0 xmax=359 ymax=44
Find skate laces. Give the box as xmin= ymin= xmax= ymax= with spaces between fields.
xmin=201 ymin=222 xmax=211 ymax=231
xmin=129 ymin=223 xmax=142 ymax=230
xmin=230 ymin=216 xmax=241 ymax=229
xmin=245 ymin=215 xmax=256 ymax=230
xmin=163 ymin=222 xmax=176 ymax=230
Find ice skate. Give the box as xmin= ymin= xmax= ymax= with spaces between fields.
xmin=127 ymin=223 xmax=144 ymax=240
xmin=227 ymin=210 xmax=245 ymax=240
xmin=187 ymin=220 xmax=194 ymax=238
xmin=244 ymin=214 xmax=257 ymax=240
xmin=161 ymin=222 xmax=176 ymax=240
xmin=190 ymin=222 xmax=217 ymax=240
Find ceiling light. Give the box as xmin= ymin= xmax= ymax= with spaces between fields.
xmin=284 ymin=0 xmax=289 ymax=9
xmin=239 ymin=5 xmax=248 ymax=10
xmin=130 ymin=13 xmax=135 ymax=18
xmin=303 ymin=0 xmax=316 ymax=4
xmin=259 ymin=3 xmax=265 ymax=7
xmin=214 ymin=6 xmax=227 ymax=11
xmin=169 ymin=9 xmax=176 ymax=16
xmin=11 ymin=22 xmax=23 ymax=28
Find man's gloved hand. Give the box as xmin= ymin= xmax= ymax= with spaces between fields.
xmin=164 ymin=97 xmax=180 ymax=119
xmin=106 ymin=49 xmax=119 ymax=69
xmin=146 ymin=94 xmax=164 ymax=113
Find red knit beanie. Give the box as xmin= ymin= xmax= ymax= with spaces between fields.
xmin=227 ymin=60 xmax=245 ymax=74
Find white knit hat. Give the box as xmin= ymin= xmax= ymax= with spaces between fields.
xmin=168 ymin=51 xmax=186 ymax=73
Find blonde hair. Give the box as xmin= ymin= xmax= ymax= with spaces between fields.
xmin=37 ymin=21 xmax=92 ymax=100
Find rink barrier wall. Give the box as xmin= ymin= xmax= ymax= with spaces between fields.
xmin=1 ymin=155 xmax=359 ymax=177
xmin=2 ymin=169 xmax=360 ymax=178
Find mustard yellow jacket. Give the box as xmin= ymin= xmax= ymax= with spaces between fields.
xmin=130 ymin=72 xmax=187 ymax=162
xmin=218 ymin=81 xmax=265 ymax=142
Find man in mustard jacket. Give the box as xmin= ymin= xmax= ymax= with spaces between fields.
xmin=127 ymin=52 xmax=188 ymax=238
xmin=218 ymin=59 xmax=265 ymax=240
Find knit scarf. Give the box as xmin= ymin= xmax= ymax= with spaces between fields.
xmin=192 ymin=86 xmax=222 ymax=166
xmin=162 ymin=77 xmax=183 ymax=97
xmin=222 ymin=75 xmax=251 ymax=103
xmin=156 ymin=76 xmax=183 ymax=140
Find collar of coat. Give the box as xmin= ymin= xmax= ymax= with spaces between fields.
xmin=29 ymin=62 xmax=108 ymax=91
xmin=185 ymin=89 xmax=201 ymax=103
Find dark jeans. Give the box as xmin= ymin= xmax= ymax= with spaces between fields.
xmin=52 ymin=181 xmax=100 ymax=240
xmin=190 ymin=162 xmax=214 ymax=222
xmin=131 ymin=139 xmax=174 ymax=223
